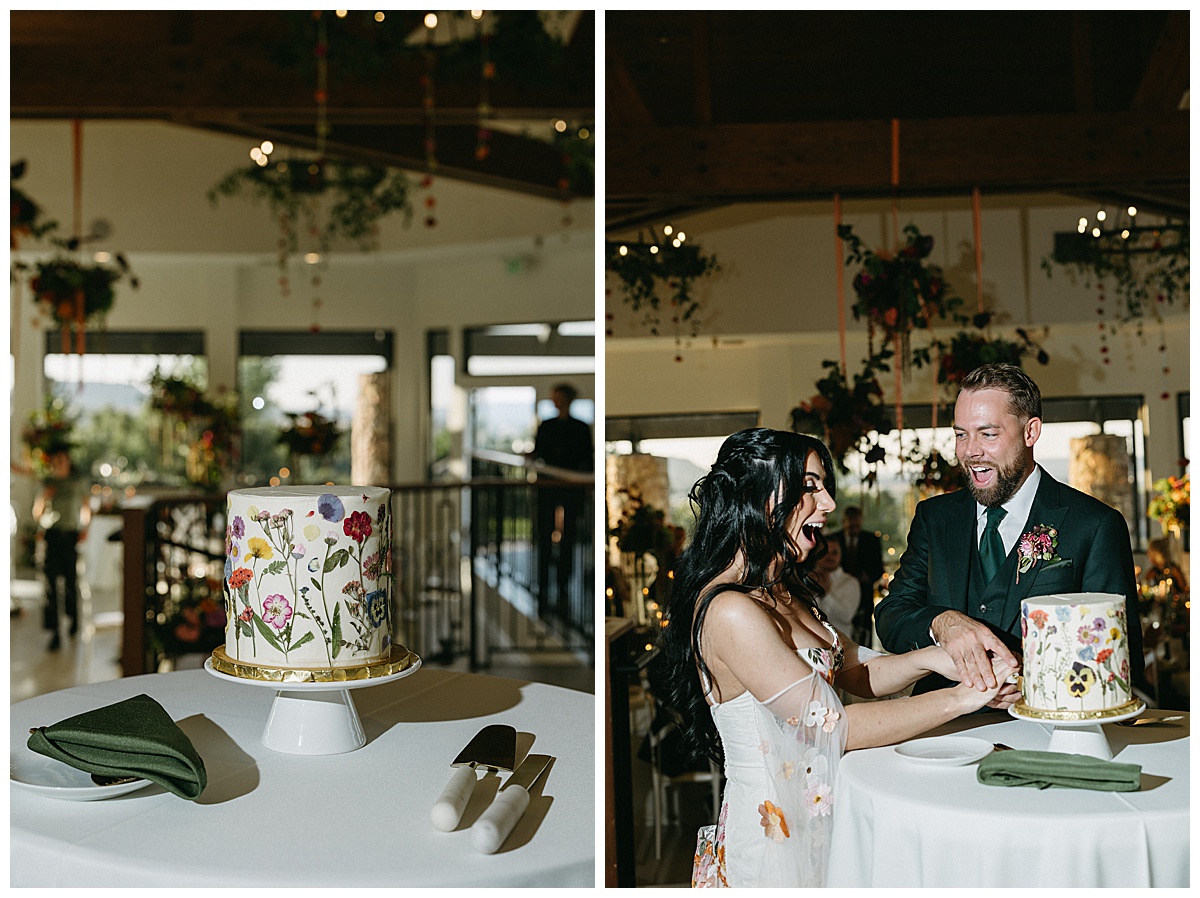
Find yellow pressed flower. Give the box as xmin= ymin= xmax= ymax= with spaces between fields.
xmin=246 ymin=537 xmax=274 ymax=560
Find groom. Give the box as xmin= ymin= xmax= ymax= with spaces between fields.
xmin=875 ymin=364 xmax=1144 ymax=703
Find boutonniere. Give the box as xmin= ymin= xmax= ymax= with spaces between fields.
xmin=1015 ymin=524 xmax=1063 ymax=584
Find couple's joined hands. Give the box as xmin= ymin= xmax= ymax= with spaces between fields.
xmin=930 ymin=611 xmax=1022 ymax=710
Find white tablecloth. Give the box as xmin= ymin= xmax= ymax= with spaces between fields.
xmin=11 ymin=668 xmax=594 ymax=887
xmin=828 ymin=709 xmax=1189 ymax=887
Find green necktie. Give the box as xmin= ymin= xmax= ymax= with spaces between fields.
xmin=980 ymin=506 xmax=1008 ymax=583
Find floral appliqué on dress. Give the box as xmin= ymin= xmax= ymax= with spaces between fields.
xmin=693 ymin=802 xmax=730 ymax=887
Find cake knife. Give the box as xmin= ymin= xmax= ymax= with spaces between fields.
xmin=471 ymin=753 xmax=553 ymax=854
xmin=431 ymin=725 xmax=517 ymax=832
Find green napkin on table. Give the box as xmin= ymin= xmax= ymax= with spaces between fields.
xmin=977 ymin=749 xmax=1140 ymax=792
xmin=26 ymin=693 xmax=207 ymax=800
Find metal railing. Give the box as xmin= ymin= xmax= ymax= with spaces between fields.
xmin=119 ymin=459 xmax=594 ymax=676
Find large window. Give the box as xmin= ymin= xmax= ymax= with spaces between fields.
xmin=842 ymin=395 xmax=1147 ymax=563
xmin=237 ymin=331 xmax=392 ymax=487
xmin=41 ymin=331 xmax=206 ymax=492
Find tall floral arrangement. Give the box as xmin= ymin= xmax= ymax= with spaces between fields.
xmin=1148 ymin=475 xmax=1189 ymax=534
xmin=21 ymin=395 xmax=77 ymax=480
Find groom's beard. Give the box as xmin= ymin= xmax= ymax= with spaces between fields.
xmin=963 ymin=456 xmax=1026 ymax=508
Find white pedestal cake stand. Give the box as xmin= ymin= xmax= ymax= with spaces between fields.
xmin=204 ymin=650 xmax=421 ymax=755
xmin=1009 ymin=701 xmax=1145 ymax=760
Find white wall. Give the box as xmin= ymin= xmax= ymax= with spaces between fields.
xmin=10 ymin=121 xmax=595 ymax=527
xmin=606 ymin=194 xmax=1190 ymax=487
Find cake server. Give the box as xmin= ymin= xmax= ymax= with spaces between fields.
xmin=470 ymin=753 xmax=553 ymax=854
xmin=431 ymin=724 xmax=516 ymax=832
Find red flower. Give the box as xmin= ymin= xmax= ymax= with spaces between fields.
xmin=344 ymin=510 xmax=372 ymax=544
xmin=228 ymin=567 xmax=253 ymax=590
xmin=1096 ymin=648 xmax=1113 ymax=664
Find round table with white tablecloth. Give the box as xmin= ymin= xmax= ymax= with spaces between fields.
xmin=10 ymin=667 xmax=594 ymax=887
xmin=827 ymin=708 xmax=1189 ymax=888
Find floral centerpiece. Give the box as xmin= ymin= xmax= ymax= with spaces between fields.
xmin=610 ymin=490 xmax=674 ymax=558
xmin=279 ymin=409 xmax=341 ymax=458
xmin=150 ymin=576 xmax=228 ymax=662
xmin=790 ymin=356 xmax=893 ymax=477
xmin=1148 ymin=475 xmax=1189 ymax=535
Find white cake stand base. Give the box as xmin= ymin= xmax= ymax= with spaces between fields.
xmin=1009 ymin=702 xmax=1145 ymax=760
xmin=204 ymin=656 xmax=421 ymax=755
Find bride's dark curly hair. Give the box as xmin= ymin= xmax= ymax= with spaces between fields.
xmin=649 ymin=428 xmax=837 ymax=763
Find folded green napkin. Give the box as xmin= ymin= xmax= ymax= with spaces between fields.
xmin=977 ymin=749 xmax=1140 ymax=792
xmin=27 ymin=693 xmax=207 ymax=800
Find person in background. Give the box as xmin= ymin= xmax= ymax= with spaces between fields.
xmin=831 ymin=505 xmax=884 ymax=645
xmin=529 ymin=383 xmax=593 ymax=616
xmin=874 ymin=363 xmax=1144 ymax=699
xmin=812 ymin=538 xmax=860 ymax=637
xmin=32 ymin=445 xmax=91 ymax=651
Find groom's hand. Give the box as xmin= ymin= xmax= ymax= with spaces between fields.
xmin=931 ymin=610 xmax=1020 ymax=691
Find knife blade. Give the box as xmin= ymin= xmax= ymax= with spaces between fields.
xmin=431 ymin=725 xmax=517 ymax=832
xmin=470 ymin=753 xmax=553 ymax=854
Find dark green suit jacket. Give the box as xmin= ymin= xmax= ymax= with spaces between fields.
xmin=875 ymin=470 xmax=1144 ymax=692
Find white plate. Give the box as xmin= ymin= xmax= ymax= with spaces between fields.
xmin=10 ymin=750 xmax=152 ymax=801
xmin=894 ymin=735 xmax=993 ymax=766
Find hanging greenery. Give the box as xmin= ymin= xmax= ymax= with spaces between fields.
xmin=208 ymin=158 xmax=413 ymax=259
xmin=912 ymin=317 xmax=1050 ymax=393
xmin=27 ymin=251 xmax=137 ymax=329
xmin=148 ymin=369 xmax=240 ymax=491
xmin=605 ymin=238 xmax=720 ymax=340
xmin=10 ymin=160 xmax=57 ymax=248
xmin=839 ymin=223 xmax=965 ymax=360
xmin=279 ymin=408 xmax=341 ymax=459
xmin=1043 ymin=225 xmax=1189 ymax=322
xmin=790 ymin=354 xmax=894 ymax=479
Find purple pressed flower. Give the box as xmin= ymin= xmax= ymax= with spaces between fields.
xmin=231 ymin=516 xmax=245 ymax=538
xmin=318 ymin=494 xmax=345 ymax=523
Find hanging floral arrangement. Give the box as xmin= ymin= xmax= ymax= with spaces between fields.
xmin=839 ymin=223 xmax=965 ymax=373
xmin=1148 ymin=474 xmax=1189 ymax=535
xmin=279 ymin=408 xmax=341 ymax=459
xmin=790 ymin=355 xmax=894 ymax=478
xmin=1043 ymin=225 xmax=1189 ymax=322
xmin=21 ymin=395 xmax=77 ymax=480
xmin=605 ymin=237 xmax=720 ymax=341
xmin=10 ymin=160 xmax=57 ymax=249
xmin=905 ymin=446 xmax=967 ymax=494
xmin=910 ymin=318 xmax=1050 ymax=396
xmin=209 ymin=158 xmax=413 ymax=259
xmin=148 ymin=369 xmax=240 ymax=491
xmin=28 ymin=251 xmax=137 ymax=330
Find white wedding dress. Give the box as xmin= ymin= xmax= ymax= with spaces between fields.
xmin=693 ymin=620 xmax=850 ymax=888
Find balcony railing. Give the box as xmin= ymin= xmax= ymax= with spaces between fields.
xmin=120 ymin=457 xmax=594 ymax=676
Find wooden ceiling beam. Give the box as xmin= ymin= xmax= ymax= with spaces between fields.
xmin=1131 ymin=10 xmax=1190 ymax=110
xmin=607 ymin=111 xmax=1189 ymax=205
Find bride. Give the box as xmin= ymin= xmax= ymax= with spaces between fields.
xmin=652 ymin=428 xmax=1015 ymax=887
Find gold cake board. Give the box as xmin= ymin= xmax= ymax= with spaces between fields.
xmin=1012 ymin=698 xmax=1144 ymax=723
xmin=210 ymin=644 xmax=418 ymax=684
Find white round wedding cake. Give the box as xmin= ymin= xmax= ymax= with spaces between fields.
xmin=216 ymin=485 xmax=396 ymax=675
xmin=1017 ymin=592 xmax=1139 ymax=719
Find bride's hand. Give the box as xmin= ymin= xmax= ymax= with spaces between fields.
xmin=953 ymin=660 xmax=1018 ymax=713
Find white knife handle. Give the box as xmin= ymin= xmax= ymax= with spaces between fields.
xmin=471 ymin=784 xmax=530 ymax=853
xmin=431 ymin=766 xmax=477 ymax=832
